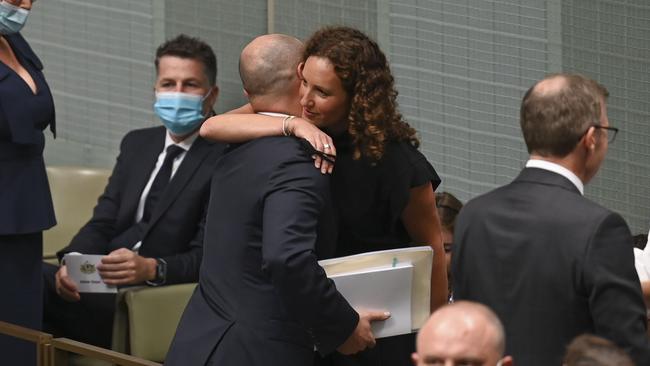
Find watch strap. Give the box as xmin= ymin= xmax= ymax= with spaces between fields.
xmin=146 ymin=257 xmax=167 ymax=286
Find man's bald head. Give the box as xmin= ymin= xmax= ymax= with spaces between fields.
xmin=413 ymin=301 xmax=511 ymax=366
xmin=239 ymin=34 xmax=303 ymax=100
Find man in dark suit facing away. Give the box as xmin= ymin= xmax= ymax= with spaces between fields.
xmin=42 ymin=34 xmax=226 ymax=348
xmin=452 ymin=73 xmax=650 ymax=365
xmin=165 ymin=34 xmax=388 ymax=366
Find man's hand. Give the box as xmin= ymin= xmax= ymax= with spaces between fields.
xmin=289 ymin=117 xmax=336 ymax=175
xmin=55 ymin=265 xmax=81 ymax=302
xmin=337 ymin=310 xmax=390 ymax=355
xmin=97 ymin=248 xmax=157 ymax=286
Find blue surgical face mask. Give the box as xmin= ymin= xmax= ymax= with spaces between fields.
xmin=0 ymin=1 xmax=29 ymax=35
xmin=154 ymin=91 xmax=208 ymax=136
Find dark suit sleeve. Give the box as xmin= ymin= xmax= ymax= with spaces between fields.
xmin=261 ymin=157 xmax=359 ymax=355
xmin=161 ymin=201 xmax=206 ymax=285
xmin=57 ymin=134 xmax=131 ymax=260
xmin=583 ymin=212 xmax=650 ymax=364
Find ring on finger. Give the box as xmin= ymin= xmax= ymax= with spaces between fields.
xmin=323 ymin=143 xmax=331 ymax=149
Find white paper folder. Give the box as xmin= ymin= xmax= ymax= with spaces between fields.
xmin=329 ymin=263 xmax=413 ymax=338
xmin=318 ymin=246 xmax=433 ymax=337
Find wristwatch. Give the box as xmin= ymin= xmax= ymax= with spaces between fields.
xmin=147 ymin=258 xmax=167 ymax=286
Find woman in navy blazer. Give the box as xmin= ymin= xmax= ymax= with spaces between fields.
xmin=0 ymin=0 xmax=56 ymax=364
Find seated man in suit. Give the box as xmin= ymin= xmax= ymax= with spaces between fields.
xmin=412 ymin=301 xmax=513 ymax=366
xmin=42 ymin=34 xmax=226 ymax=348
xmin=452 ymin=73 xmax=650 ymax=365
xmin=165 ymin=34 xmax=387 ymax=366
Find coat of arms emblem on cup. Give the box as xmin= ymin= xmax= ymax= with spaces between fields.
xmin=80 ymin=261 xmax=96 ymax=275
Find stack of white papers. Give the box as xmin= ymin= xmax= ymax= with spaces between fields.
xmin=329 ymin=262 xmax=413 ymax=338
xmin=319 ymin=246 xmax=433 ymax=338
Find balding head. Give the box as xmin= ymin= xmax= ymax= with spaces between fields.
xmin=563 ymin=334 xmax=634 ymax=366
xmin=239 ymin=34 xmax=303 ymax=100
xmin=413 ymin=301 xmax=512 ymax=366
xmin=520 ymin=73 xmax=609 ymax=158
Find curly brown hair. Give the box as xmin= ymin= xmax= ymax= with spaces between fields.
xmin=303 ymin=26 xmax=419 ymax=161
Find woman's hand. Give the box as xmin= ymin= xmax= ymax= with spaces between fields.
xmin=289 ymin=117 xmax=336 ymax=174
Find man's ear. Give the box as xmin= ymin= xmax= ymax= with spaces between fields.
xmin=581 ymin=125 xmax=597 ymax=152
xmin=411 ymin=352 xmax=419 ymax=365
xmin=243 ymin=88 xmax=249 ymax=99
xmin=207 ymin=86 xmax=220 ymax=104
xmin=296 ymin=62 xmax=305 ymax=79
xmin=203 ymin=86 xmax=219 ymax=115
xmin=501 ymin=355 xmax=514 ymax=366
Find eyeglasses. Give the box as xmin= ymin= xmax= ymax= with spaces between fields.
xmin=592 ymin=125 xmax=619 ymax=143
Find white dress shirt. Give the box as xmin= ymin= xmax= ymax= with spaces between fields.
xmin=526 ymin=159 xmax=585 ymax=195
xmin=131 ymin=130 xmax=198 ymax=252
xmin=134 ymin=130 xmax=198 ymax=222
xmin=634 ymin=229 xmax=650 ymax=282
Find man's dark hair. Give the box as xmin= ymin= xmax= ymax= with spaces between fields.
xmin=155 ymin=34 xmax=217 ymax=86
xmin=520 ymin=73 xmax=609 ymax=157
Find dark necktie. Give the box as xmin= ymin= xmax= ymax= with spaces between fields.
xmin=142 ymin=144 xmax=184 ymax=222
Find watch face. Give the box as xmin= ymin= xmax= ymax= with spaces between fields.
xmin=154 ymin=258 xmax=167 ymax=284
xmin=156 ymin=261 xmax=163 ymax=280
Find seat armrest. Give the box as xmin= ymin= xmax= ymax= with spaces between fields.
xmin=112 ymin=283 xmax=197 ymax=362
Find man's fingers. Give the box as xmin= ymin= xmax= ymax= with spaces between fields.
xmin=98 ymin=269 xmax=132 ymax=280
xmin=107 ymin=247 xmax=132 ymax=256
xmin=97 ymin=262 xmax=132 ymax=272
xmin=365 ymin=310 xmax=391 ymax=322
xmin=57 ymin=277 xmax=80 ymax=302
xmin=101 ymin=270 xmax=135 ymax=285
xmin=101 ymin=254 xmax=131 ymax=264
xmin=103 ymin=278 xmax=131 ymax=286
xmin=59 ymin=275 xmax=78 ymax=292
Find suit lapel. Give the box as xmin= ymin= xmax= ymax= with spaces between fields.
xmin=121 ymin=128 xmax=165 ymax=222
xmin=6 ymin=33 xmax=43 ymax=69
xmin=143 ymin=136 xmax=213 ymax=235
xmin=0 ymin=33 xmax=41 ymax=82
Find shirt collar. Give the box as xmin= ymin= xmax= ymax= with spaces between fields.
xmin=526 ymin=159 xmax=584 ymax=195
xmin=165 ymin=129 xmax=199 ymax=152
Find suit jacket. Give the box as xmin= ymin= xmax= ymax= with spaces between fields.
xmin=0 ymin=32 xmax=56 ymax=235
xmin=166 ymin=136 xmax=358 ymax=366
xmin=58 ymin=126 xmax=226 ymax=284
xmin=452 ymin=168 xmax=650 ymax=365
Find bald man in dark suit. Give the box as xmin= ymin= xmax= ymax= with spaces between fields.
xmin=166 ymin=34 xmax=386 ymax=366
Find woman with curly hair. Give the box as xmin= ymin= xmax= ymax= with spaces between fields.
xmin=200 ymin=26 xmax=447 ymax=366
